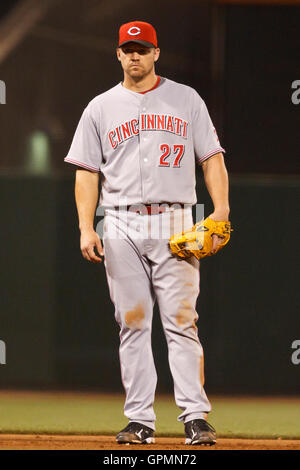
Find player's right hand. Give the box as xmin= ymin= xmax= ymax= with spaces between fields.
xmin=80 ymin=229 xmax=104 ymax=263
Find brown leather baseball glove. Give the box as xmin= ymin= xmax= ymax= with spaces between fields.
xmin=169 ymin=217 xmax=232 ymax=260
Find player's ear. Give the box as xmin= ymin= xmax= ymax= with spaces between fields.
xmin=154 ymin=48 xmax=160 ymax=62
xmin=116 ymin=47 xmax=121 ymax=61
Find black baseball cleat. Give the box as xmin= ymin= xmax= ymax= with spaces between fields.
xmin=116 ymin=422 xmax=155 ymax=444
xmin=185 ymin=419 xmax=217 ymax=446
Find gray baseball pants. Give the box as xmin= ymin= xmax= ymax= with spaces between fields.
xmin=102 ymin=206 xmax=211 ymax=430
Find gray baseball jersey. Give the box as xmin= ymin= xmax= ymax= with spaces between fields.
xmin=65 ymin=77 xmax=225 ymax=206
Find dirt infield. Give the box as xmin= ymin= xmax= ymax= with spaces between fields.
xmin=0 ymin=434 xmax=299 ymax=450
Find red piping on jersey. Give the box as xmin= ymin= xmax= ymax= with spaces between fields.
xmin=139 ymin=76 xmax=161 ymax=94
xmin=197 ymin=148 xmax=226 ymax=163
xmin=64 ymin=157 xmax=99 ymax=172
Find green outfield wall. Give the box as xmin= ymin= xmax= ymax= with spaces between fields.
xmin=0 ymin=174 xmax=299 ymax=394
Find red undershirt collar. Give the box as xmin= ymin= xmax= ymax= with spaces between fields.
xmin=139 ymin=76 xmax=161 ymax=94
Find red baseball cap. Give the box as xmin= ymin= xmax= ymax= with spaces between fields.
xmin=119 ymin=21 xmax=157 ymax=48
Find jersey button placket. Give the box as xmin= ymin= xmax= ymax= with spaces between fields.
xmin=139 ymin=98 xmax=151 ymax=204
xmin=137 ymin=98 xmax=145 ymax=203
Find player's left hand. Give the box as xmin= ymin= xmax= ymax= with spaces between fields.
xmin=208 ymin=210 xmax=230 ymax=255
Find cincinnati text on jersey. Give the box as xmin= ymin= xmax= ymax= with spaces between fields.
xmin=108 ymin=113 xmax=188 ymax=149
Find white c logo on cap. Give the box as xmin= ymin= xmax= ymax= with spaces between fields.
xmin=128 ymin=26 xmax=141 ymax=36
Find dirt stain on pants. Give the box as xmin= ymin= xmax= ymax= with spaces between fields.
xmin=125 ymin=303 xmax=145 ymax=329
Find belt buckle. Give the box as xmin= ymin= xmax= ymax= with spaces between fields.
xmin=129 ymin=204 xmax=171 ymax=215
xmin=147 ymin=204 xmax=167 ymax=215
xmin=129 ymin=204 xmax=147 ymax=215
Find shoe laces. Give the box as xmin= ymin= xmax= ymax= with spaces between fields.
xmin=122 ymin=422 xmax=151 ymax=435
xmin=189 ymin=419 xmax=216 ymax=433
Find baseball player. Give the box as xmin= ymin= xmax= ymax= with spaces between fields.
xmin=65 ymin=21 xmax=230 ymax=446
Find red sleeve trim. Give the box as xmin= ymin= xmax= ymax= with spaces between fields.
xmin=64 ymin=157 xmax=99 ymax=172
xmin=197 ymin=147 xmax=226 ymax=164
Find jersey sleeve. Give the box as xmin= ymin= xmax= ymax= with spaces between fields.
xmin=64 ymin=104 xmax=102 ymax=171
xmin=191 ymin=90 xmax=225 ymax=165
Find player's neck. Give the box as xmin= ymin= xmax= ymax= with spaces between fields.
xmin=122 ymin=72 xmax=158 ymax=93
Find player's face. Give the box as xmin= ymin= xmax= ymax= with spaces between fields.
xmin=117 ymin=43 xmax=160 ymax=80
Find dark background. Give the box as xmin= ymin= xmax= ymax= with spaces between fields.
xmin=0 ymin=0 xmax=299 ymax=394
